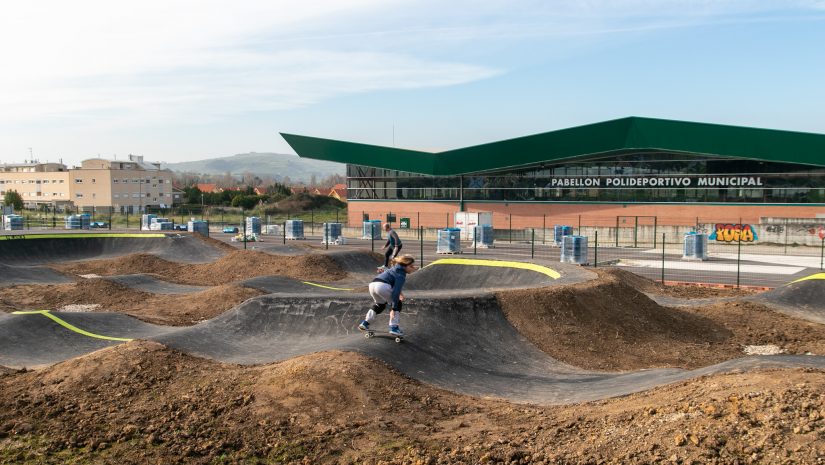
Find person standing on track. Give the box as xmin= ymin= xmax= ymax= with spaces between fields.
xmin=359 ymin=254 xmax=417 ymax=337
xmin=381 ymin=222 xmax=402 ymax=270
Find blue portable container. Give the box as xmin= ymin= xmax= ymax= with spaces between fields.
xmin=362 ymin=219 xmax=382 ymax=239
xmin=245 ymin=216 xmax=262 ymax=235
xmin=322 ymin=222 xmax=343 ymax=244
xmin=285 ymin=219 xmax=304 ymax=239
xmin=187 ymin=220 xmax=209 ymax=237
xmin=553 ymin=225 xmax=573 ymax=245
xmin=560 ymin=235 xmax=588 ymax=265
xmin=473 ymin=224 xmax=495 ymax=248
xmin=65 ymin=213 xmax=91 ymax=230
xmin=437 ymin=227 xmax=462 ymax=254
xmin=683 ymin=232 xmax=708 ymax=260
xmin=3 ymin=214 xmax=23 ymax=231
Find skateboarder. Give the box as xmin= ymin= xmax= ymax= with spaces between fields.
xmin=359 ymin=254 xmax=416 ymax=337
xmin=380 ymin=223 xmax=402 ymax=270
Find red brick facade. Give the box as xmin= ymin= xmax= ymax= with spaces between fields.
xmin=348 ymin=201 xmax=825 ymax=229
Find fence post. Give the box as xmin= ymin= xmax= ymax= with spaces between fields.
xmin=324 ymin=223 xmax=328 ymax=250
xmin=634 ymin=216 xmax=638 ymax=248
xmin=615 ymin=216 xmax=619 ymax=248
xmin=283 ymin=221 xmax=286 ymax=244
xmin=419 ymin=226 xmax=424 ymax=267
xmin=821 ymin=237 xmax=824 ymax=270
xmin=661 ymin=232 xmax=666 ymax=284
xmin=243 ymin=210 xmax=247 ymax=250
xmin=371 ymin=229 xmax=375 ymax=253
xmin=784 ymin=218 xmax=789 ymax=255
xmin=509 ymin=214 xmax=512 ymax=243
xmin=653 ymin=216 xmax=658 ymax=249
xmin=531 ymin=228 xmax=535 ymax=258
xmin=594 ymin=230 xmax=598 ymax=267
xmin=736 ymin=230 xmax=742 ymax=288
xmin=474 ymin=227 xmax=477 ymax=255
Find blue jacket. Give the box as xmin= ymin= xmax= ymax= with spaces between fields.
xmin=372 ymin=264 xmax=407 ymax=308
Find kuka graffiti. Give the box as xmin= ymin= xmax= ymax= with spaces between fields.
xmin=709 ymin=223 xmax=758 ymax=242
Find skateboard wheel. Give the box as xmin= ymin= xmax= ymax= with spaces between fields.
xmin=395 ymin=337 xmax=402 ymax=343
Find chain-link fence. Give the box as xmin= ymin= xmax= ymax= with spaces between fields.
xmin=4 ymin=208 xmax=823 ymax=289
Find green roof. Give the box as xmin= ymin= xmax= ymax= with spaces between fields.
xmin=281 ymin=117 xmax=825 ymax=176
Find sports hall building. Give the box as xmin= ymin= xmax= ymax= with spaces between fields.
xmin=281 ymin=117 xmax=825 ymax=228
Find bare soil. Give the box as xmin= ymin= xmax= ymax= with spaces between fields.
xmin=2 ymin=261 xmax=825 ymax=463
xmin=0 ymin=279 xmax=264 ymax=326
xmin=498 ymin=268 xmax=825 ymax=371
xmin=1 ymin=341 xmax=823 ymax=464
xmin=51 ymin=249 xmax=347 ymax=285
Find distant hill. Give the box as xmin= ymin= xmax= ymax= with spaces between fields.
xmin=163 ymin=152 xmax=344 ymax=183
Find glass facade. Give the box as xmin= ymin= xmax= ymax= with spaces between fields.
xmin=347 ymin=151 xmax=825 ymax=203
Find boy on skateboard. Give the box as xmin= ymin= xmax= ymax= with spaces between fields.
xmin=359 ymin=254 xmax=416 ymax=337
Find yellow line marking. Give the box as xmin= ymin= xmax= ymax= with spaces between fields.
xmin=424 ymin=258 xmax=561 ymax=279
xmin=790 ymin=272 xmax=825 ymax=284
xmin=0 ymin=233 xmax=166 ymax=240
xmin=301 ymin=281 xmax=355 ymax=291
xmin=12 ymin=310 xmax=133 ymax=342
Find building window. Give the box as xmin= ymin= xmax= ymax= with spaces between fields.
xmin=75 ymin=179 xmax=83 ymax=183
xmin=76 ymin=193 xmax=83 ymax=198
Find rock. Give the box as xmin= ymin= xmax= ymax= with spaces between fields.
xmin=674 ymin=434 xmax=687 ymax=446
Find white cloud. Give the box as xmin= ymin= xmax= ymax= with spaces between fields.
xmin=0 ymin=0 xmax=821 ymax=129
xmin=0 ymin=0 xmax=499 ymax=126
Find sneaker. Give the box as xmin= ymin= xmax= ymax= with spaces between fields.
xmin=388 ymin=326 xmax=404 ymax=337
xmin=358 ymin=320 xmax=370 ymax=331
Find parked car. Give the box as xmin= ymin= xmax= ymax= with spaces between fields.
xmin=223 ymin=226 xmax=239 ymax=234
xmin=90 ymin=221 xmax=108 ymax=228
xmin=174 ymin=224 xmax=187 ymax=231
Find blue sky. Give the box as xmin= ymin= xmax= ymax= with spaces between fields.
xmin=1 ymin=0 xmax=824 ymax=166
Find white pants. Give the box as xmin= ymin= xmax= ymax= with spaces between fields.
xmin=365 ymin=282 xmax=400 ymax=327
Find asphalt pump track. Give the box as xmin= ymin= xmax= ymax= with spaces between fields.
xmin=2 ymin=234 xmax=825 ymax=405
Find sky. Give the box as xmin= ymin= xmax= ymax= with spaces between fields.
xmin=1 ymin=0 xmax=825 ymax=167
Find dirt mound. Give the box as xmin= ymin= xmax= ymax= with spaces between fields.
xmin=51 ymin=250 xmax=347 ymax=286
xmin=605 ymin=267 xmax=761 ymax=298
xmin=0 ymin=280 xmax=263 ymax=326
xmin=191 ymin=232 xmax=237 ymax=252
xmin=497 ymin=268 xmax=825 ymax=371
xmin=498 ymin=269 xmax=731 ymax=370
xmin=1 ymin=341 xmax=824 ymax=464
xmin=0 ymin=279 xmax=151 ymax=313
xmin=135 ymin=285 xmax=264 ymax=325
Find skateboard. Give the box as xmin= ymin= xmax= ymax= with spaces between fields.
xmin=363 ymin=329 xmax=404 ymax=343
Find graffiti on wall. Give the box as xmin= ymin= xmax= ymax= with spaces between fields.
xmin=795 ymin=226 xmax=825 ymax=240
xmin=709 ymin=223 xmax=759 ymax=242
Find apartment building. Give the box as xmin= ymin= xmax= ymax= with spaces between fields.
xmin=0 ymin=155 xmax=174 ymax=212
xmin=0 ymin=162 xmax=71 ymax=209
